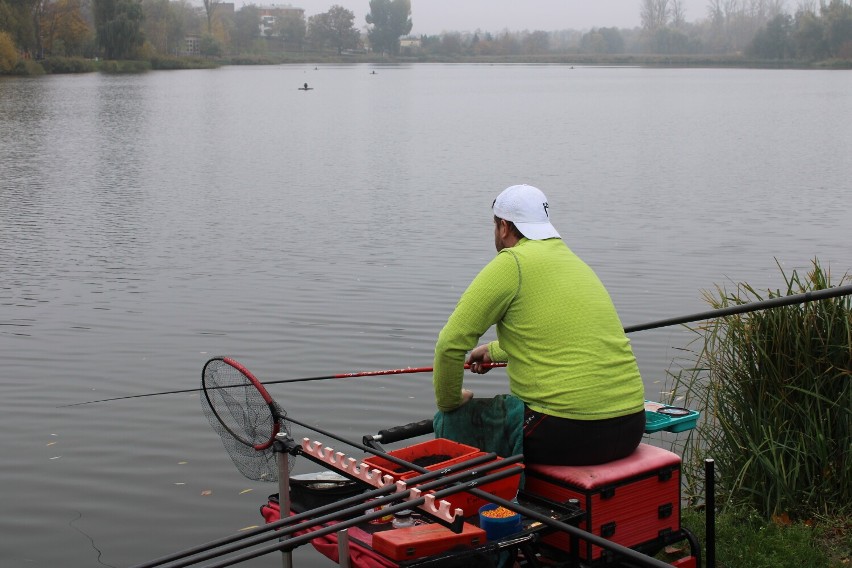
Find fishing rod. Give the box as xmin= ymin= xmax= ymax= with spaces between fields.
xmin=195 ymin=414 xmax=676 ymax=568
xmin=153 ymin=400 xmax=672 ymax=568
xmin=199 ymin=466 xmax=530 ymax=568
xmin=134 ymin=452 xmax=499 ymax=568
xmin=64 ymin=283 xmax=852 ymax=408
xmin=623 ymin=282 xmax=852 ymax=333
xmin=60 ymin=363 xmax=508 ymax=407
xmin=142 ymin=356 xmax=677 ymax=568
xmin=141 ymin=358 xmax=520 ymax=567
xmin=135 ymin=454 xmax=522 ymax=568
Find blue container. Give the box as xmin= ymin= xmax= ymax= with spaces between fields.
xmin=643 ymin=401 xmax=700 ymax=433
xmin=478 ymin=503 xmax=522 ymax=541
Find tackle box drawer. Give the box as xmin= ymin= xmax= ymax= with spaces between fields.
xmin=525 ymin=443 xmax=681 ymax=562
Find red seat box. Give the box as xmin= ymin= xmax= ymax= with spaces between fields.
xmin=372 ymin=522 xmax=486 ymax=561
xmin=524 ymin=443 xmax=681 ymax=562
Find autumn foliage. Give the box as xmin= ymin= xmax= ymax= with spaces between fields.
xmin=0 ymin=31 xmax=17 ymax=72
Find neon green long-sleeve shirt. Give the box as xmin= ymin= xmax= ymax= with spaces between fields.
xmin=433 ymin=238 xmax=645 ymax=420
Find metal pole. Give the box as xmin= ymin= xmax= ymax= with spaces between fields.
xmin=337 ymin=529 xmax=350 ymax=568
xmin=705 ymin=458 xmax=715 ymax=568
xmin=277 ymin=435 xmax=293 ymax=568
xmin=568 ymin=498 xmax=580 ymax=568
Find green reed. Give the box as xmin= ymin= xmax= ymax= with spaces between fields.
xmin=667 ymin=259 xmax=851 ymax=519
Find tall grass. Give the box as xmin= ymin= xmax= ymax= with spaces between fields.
xmin=668 ymin=260 xmax=851 ymax=519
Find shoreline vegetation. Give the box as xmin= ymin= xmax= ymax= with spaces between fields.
xmin=4 ymin=0 xmax=852 ymax=77
xmin=4 ymin=0 xmax=852 ymax=76
xmin=5 ymin=51 xmax=852 ymax=76
xmin=665 ymin=260 xmax=851 ymax=567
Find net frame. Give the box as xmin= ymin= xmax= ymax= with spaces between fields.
xmin=201 ymin=356 xmax=293 ymax=482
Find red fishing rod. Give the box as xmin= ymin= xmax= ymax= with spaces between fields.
xmin=66 ymin=281 xmax=852 ymax=408
xmin=61 ymin=361 xmax=507 ymax=407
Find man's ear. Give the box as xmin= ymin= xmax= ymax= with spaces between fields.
xmin=496 ymin=218 xmax=509 ymax=237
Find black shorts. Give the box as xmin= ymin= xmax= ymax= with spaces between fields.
xmin=522 ymin=407 xmax=646 ymax=466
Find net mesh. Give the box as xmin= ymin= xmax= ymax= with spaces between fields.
xmin=201 ymin=358 xmax=294 ymax=482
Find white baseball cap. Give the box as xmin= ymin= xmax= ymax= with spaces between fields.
xmin=492 ymin=184 xmax=560 ymax=240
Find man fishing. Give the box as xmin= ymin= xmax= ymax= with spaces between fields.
xmin=433 ymin=184 xmax=645 ymax=465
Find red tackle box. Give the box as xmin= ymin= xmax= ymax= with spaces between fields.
xmin=363 ymin=438 xmax=524 ymax=516
xmin=524 ymin=443 xmax=682 ymax=562
xmin=371 ymin=522 xmax=487 ymax=561
xmin=362 ymin=438 xmax=480 ymax=478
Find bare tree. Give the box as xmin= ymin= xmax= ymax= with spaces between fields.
xmin=724 ymin=0 xmax=742 ymax=21
xmin=796 ymin=0 xmax=817 ymax=14
xmin=640 ymin=0 xmax=670 ymax=31
xmin=521 ymin=30 xmax=550 ymax=54
xmin=30 ymin=0 xmax=49 ymax=58
xmin=202 ymin=0 xmax=218 ymax=34
xmin=670 ymin=0 xmax=686 ymax=27
xmin=767 ymin=0 xmax=787 ymax=18
xmin=707 ymin=0 xmax=725 ymax=23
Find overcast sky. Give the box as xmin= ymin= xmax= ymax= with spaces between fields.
xmin=287 ymin=0 xmax=712 ymax=34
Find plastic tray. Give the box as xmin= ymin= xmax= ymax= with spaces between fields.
xmin=362 ymin=438 xmax=481 ymax=478
xmin=401 ymin=457 xmax=523 ymax=516
xmin=643 ymin=401 xmax=700 ymax=433
xmin=363 ymin=438 xmax=523 ymax=516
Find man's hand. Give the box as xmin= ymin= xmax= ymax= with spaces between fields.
xmin=461 ymin=388 xmax=474 ymax=405
xmin=466 ymin=343 xmax=493 ymax=374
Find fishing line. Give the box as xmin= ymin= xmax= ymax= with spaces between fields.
xmin=62 ymin=363 xmax=505 ymax=407
xmin=69 ymin=510 xmax=117 ymax=568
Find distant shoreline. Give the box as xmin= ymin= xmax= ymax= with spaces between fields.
xmin=228 ymin=52 xmax=852 ymax=70
xmin=9 ymin=52 xmax=850 ymax=76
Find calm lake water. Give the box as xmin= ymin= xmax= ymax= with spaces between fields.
xmin=1 ymin=63 xmax=850 ymax=568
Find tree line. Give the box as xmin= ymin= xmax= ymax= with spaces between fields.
xmin=2 ymin=0 xmax=851 ymax=74
xmin=0 ymin=0 xmax=412 ymax=70
xmin=427 ymin=0 xmax=851 ymax=61
xmin=637 ymin=0 xmax=852 ymax=60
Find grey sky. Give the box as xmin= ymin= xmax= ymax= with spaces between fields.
xmin=289 ymin=0 xmax=713 ymax=34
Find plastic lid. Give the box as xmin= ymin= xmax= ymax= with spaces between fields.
xmin=657 ymin=406 xmax=691 ymax=417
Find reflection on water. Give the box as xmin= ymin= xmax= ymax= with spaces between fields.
xmin=1 ymin=65 xmax=851 ymax=567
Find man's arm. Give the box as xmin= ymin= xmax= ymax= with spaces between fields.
xmin=433 ymin=253 xmax=518 ymax=410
